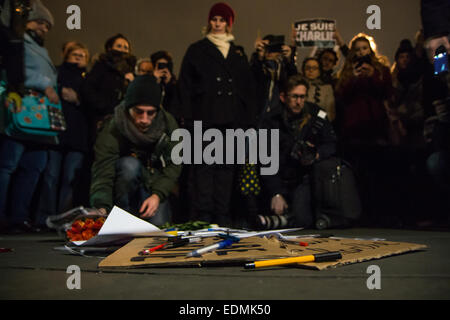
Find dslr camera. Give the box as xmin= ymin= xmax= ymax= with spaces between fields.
xmin=290 ymin=140 xmax=317 ymax=165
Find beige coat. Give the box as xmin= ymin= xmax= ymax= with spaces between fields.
xmin=306 ymin=79 xmax=336 ymax=122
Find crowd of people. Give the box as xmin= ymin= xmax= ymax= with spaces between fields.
xmin=0 ymin=0 xmax=448 ymax=234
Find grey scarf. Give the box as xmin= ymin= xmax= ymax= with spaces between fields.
xmin=114 ymin=102 xmax=166 ymax=147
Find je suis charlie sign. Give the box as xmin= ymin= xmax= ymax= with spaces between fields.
xmin=294 ymin=18 xmax=336 ymax=48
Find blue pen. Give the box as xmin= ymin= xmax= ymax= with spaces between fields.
xmin=186 ymin=237 xmax=240 ymax=258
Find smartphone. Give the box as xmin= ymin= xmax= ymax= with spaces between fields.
xmin=157 ymin=62 xmax=169 ymax=70
xmin=434 ymin=45 xmax=448 ymax=75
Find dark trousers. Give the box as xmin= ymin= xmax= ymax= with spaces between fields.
xmin=285 ymin=176 xmax=314 ymax=228
xmin=190 ymin=163 xmax=235 ymax=227
xmin=114 ymin=156 xmax=171 ymax=226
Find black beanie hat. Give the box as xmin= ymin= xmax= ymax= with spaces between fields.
xmin=395 ymin=39 xmax=414 ymax=61
xmin=124 ymin=75 xmax=162 ymax=110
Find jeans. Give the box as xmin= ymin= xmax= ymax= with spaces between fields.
xmin=0 ymin=137 xmax=47 ymax=225
xmin=35 ymin=150 xmax=84 ymax=226
xmin=114 ymin=156 xmax=171 ymax=226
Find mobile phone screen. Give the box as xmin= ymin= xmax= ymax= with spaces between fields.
xmin=434 ymin=51 xmax=448 ymax=75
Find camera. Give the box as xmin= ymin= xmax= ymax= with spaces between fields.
xmin=157 ymin=62 xmax=170 ymax=70
xmin=290 ymin=140 xmax=317 ymax=165
xmin=353 ymin=54 xmax=371 ymax=69
xmin=265 ymin=35 xmax=285 ymax=53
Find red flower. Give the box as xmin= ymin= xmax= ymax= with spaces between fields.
xmin=66 ymin=217 xmax=105 ymax=241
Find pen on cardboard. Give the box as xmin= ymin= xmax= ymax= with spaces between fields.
xmin=185 ymin=237 xmax=240 ymax=258
xmin=244 ymin=251 xmax=342 ymax=269
xmin=139 ymin=238 xmax=200 ymax=255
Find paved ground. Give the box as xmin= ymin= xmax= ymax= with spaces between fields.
xmin=1 ymin=228 xmax=449 ymax=301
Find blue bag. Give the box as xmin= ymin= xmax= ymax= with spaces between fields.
xmin=1 ymin=82 xmax=66 ymax=139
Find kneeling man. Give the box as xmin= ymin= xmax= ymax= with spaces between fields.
xmin=90 ymin=75 xmax=181 ymax=225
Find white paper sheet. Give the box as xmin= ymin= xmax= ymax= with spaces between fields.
xmin=70 ymin=206 xmax=162 ymax=246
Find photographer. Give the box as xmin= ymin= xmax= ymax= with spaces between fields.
xmin=335 ymin=34 xmax=392 ymax=146
xmin=421 ymin=0 xmax=450 ymax=223
xmin=260 ymin=75 xmax=337 ymax=229
xmin=250 ymin=34 xmax=298 ymax=120
xmin=150 ymin=50 xmax=177 ymax=114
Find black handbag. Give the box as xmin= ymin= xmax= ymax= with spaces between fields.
xmin=312 ymin=156 xmax=362 ymax=223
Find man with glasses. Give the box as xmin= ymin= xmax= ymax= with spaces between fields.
xmin=89 ymin=75 xmax=181 ymax=225
xmin=259 ymin=74 xmax=337 ymax=229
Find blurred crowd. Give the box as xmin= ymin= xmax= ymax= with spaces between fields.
xmin=0 ymin=0 xmax=448 ymax=234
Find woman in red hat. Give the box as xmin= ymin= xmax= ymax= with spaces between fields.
xmin=177 ymin=2 xmax=257 ymax=227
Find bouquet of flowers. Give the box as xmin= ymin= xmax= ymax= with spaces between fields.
xmin=46 ymin=206 xmax=108 ymax=240
xmin=66 ymin=217 xmax=106 ymax=241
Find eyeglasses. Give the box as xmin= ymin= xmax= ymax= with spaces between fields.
xmin=287 ymin=94 xmax=306 ymax=101
xmin=131 ymin=107 xmax=157 ymax=117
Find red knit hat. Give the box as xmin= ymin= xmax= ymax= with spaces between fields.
xmin=208 ymin=2 xmax=235 ymax=27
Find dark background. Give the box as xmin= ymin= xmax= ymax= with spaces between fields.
xmin=43 ymin=0 xmax=421 ymax=72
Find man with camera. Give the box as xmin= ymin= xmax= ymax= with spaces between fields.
xmin=150 ymin=50 xmax=179 ymax=116
xmin=260 ymin=74 xmax=337 ymax=228
xmin=251 ymin=34 xmax=298 ymax=119
xmin=89 ymin=75 xmax=181 ymax=225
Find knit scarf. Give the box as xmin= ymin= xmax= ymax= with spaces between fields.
xmin=308 ymin=78 xmax=323 ymax=105
xmin=206 ymin=33 xmax=235 ymax=58
xmin=114 ymin=102 xmax=166 ymax=147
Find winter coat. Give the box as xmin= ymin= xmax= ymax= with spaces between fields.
xmin=335 ymin=65 xmax=392 ymax=144
xmin=177 ymin=37 xmax=257 ymax=129
xmin=89 ymin=108 xmax=182 ymax=212
xmin=56 ymin=62 xmax=89 ymax=153
xmin=23 ymin=32 xmax=57 ymax=91
xmin=260 ymin=101 xmax=337 ymax=198
xmin=81 ymin=50 xmax=136 ymax=125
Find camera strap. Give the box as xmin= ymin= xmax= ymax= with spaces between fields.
xmin=292 ymin=107 xmax=328 ymax=145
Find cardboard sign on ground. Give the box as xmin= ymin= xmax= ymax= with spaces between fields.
xmin=98 ymin=236 xmax=426 ymax=270
xmin=281 ymin=237 xmax=427 ymax=270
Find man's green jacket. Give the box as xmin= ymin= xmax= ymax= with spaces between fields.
xmin=90 ymin=109 xmax=182 ymax=212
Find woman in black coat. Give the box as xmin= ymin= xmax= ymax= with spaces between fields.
xmin=177 ymin=2 xmax=256 ymax=227
xmin=81 ymin=33 xmax=136 ymax=143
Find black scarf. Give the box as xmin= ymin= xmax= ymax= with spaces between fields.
xmin=114 ymin=102 xmax=167 ymax=147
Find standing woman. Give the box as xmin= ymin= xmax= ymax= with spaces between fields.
xmin=81 ymin=34 xmax=136 ymax=143
xmin=177 ymin=2 xmax=256 ymax=226
xmin=335 ymin=34 xmax=392 ymax=145
xmin=334 ymin=34 xmax=393 ymax=224
xmin=34 ymin=42 xmax=91 ymax=226
xmin=302 ymin=57 xmax=336 ymax=123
